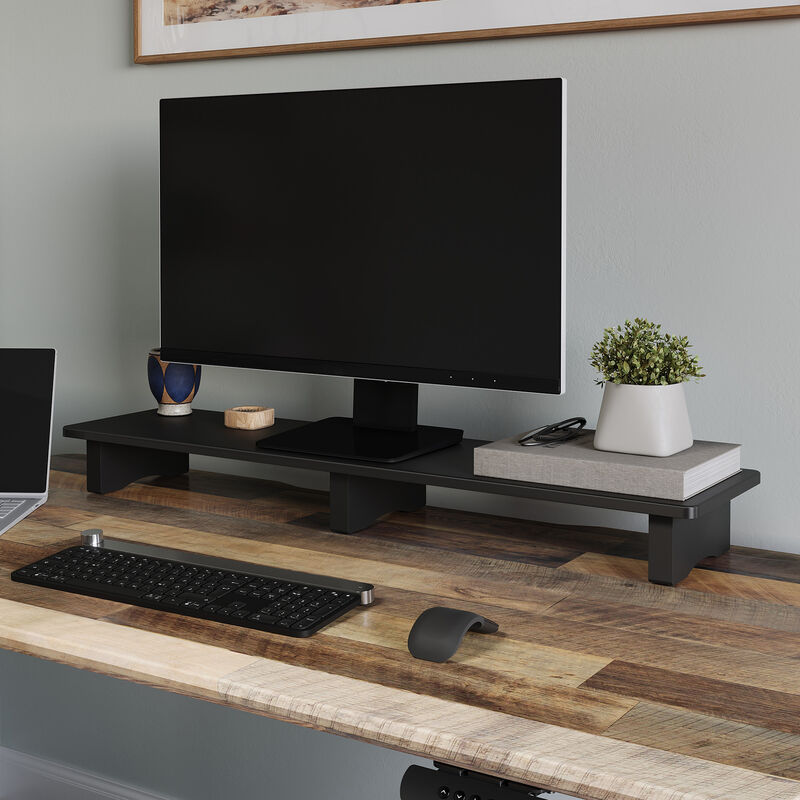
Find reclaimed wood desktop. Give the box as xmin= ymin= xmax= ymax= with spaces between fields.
xmin=1 ymin=456 xmax=799 ymax=800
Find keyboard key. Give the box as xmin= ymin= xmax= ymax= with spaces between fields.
xmin=176 ymin=591 xmax=212 ymax=604
xmin=248 ymin=612 xmax=276 ymax=624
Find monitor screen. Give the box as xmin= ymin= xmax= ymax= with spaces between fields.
xmin=0 ymin=349 xmax=56 ymax=494
xmin=160 ymin=78 xmax=565 ymax=394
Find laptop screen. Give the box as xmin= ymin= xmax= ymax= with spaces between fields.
xmin=0 ymin=349 xmax=56 ymax=494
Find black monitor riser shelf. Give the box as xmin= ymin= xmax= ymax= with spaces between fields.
xmin=64 ymin=389 xmax=759 ymax=588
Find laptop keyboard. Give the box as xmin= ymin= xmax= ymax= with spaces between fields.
xmin=0 ymin=500 xmax=25 ymax=520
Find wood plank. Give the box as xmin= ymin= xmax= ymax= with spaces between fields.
xmin=219 ymin=658 xmax=800 ymax=800
xmin=296 ymin=504 xmax=649 ymax=564
xmin=391 ymin=504 xmax=646 ymax=553
xmin=560 ymin=551 xmax=800 ymax=605
xmin=698 ymin=546 xmax=800 ymax=584
xmin=324 ymin=610 xmax=612 ymax=687
xmin=0 ymin=598 xmax=257 ymax=697
xmin=583 ymin=661 xmax=800 ymax=735
xmin=105 ymin=604 xmax=633 ymax=734
xmin=544 ymin=595 xmax=800 ymax=660
xmin=50 ymin=454 xmax=90 ymax=475
xmin=29 ymin=503 xmax=98 ymax=529
xmin=468 ymin=603 xmax=800 ymax=694
xmin=295 ymin=512 xmax=586 ymax=568
xmin=0 ymin=539 xmax=59 ymax=569
xmin=605 ymin=702 xmax=800 ymax=781
xmin=44 ymin=485 xmax=297 ymax=542
xmin=100 ymin=481 xmax=329 ymax=525
xmin=1 ymin=518 xmax=79 ymax=549
xmin=141 ymin=467 xmax=326 ymax=503
xmin=49 ymin=454 xmax=318 ymax=506
xmin=48 ymin=467 xmax=323 ymax=522
xmin=48 ymin=470 xmax=86 ymax=492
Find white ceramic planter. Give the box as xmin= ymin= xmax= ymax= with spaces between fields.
xmin=594 ymin=382 xmax=693 ymax=457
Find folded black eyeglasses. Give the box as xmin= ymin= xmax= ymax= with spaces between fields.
xmin=517 ymin=417 xmax=587 ymax=447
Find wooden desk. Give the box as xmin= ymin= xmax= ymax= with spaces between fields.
xmin=1 ymin=456 xmax=799 ymax=800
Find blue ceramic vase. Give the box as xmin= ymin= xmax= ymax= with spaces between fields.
xmin=148 ymin=349 xmax=201 ymax=417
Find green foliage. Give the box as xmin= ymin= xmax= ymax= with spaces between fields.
xmin=590 ymin=318 xmax=705 ymax=386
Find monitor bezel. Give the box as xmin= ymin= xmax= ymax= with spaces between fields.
xmin=159 ymin=78 xmax=566 ymax=396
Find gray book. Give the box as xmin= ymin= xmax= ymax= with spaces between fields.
xmin=473 ymin=431 xmax=741 ymax=501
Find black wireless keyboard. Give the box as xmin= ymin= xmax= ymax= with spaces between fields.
xmin=11 ymin=543 xmax=374 ymax=638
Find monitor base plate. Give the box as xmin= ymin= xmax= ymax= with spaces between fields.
xmin=257 ymin=417 xmax=463 ymax=464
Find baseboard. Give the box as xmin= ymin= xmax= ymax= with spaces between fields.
xmin=0 ymin=746 xmax=176 ymax=800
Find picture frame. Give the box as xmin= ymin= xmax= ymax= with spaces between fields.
xmin=134 ymin=1 xmax=800 ymax=64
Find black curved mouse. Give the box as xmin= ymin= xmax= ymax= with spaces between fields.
xmin=407 ymin=606 xmax=499 ymax=663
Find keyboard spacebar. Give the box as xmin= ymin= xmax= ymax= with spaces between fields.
xmin=62 ymin=579 xmax=144 ymax=599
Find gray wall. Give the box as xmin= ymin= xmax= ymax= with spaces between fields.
xmin=2 ymin=1 xmax=799 ymax=551
xmin=1 ymin=2 xmax=799 ymax=797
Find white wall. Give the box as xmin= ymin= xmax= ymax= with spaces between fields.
xmin=2 ymin=3 xmax=799 ymax=798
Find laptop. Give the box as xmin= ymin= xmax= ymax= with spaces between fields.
xmin=0 ymin=348 xmax=57 ymax=536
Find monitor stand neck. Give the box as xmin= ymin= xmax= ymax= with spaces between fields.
xmin=256 ymin=379 xmax=463 ymax=464
xmin=353 ymin=379 xmax=418 ymax=432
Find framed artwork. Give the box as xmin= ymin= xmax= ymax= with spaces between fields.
xmin=135 ymin=1 xmax=800 ymax=63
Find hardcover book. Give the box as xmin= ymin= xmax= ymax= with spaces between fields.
xmin=473 ymin=431 xmax=741 ymax=501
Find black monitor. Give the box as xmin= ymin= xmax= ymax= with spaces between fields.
xmin=160 ymin=78 xmax=565 ymax=462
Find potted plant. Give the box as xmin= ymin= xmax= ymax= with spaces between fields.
xmin=590 ymin=318 xmax=705 ymax=457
